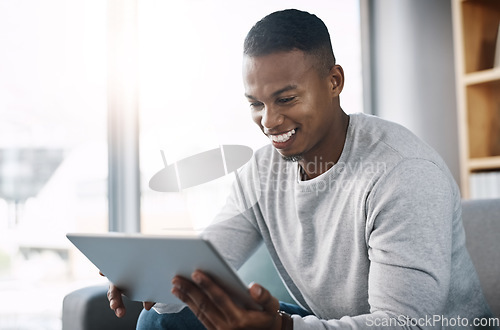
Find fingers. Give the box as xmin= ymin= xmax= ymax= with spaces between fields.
xmin=172 ymin=274 xmax=221 ymax=329
xmin=246 ymin=282 xmax=282 ymax=329
xmin=191 ymin=271 xmax=244 ymax=325
xmin=172 ymin=271 xmax=280 ymax=330
xmin=102 ymin=271 xmax=155 ymax=317
xmin=249 ymin=282 xmax=280 ymax=314
xmin=107 ymin=283 xmax=126 ymax=318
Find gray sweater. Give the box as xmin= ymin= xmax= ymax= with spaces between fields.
xmin=202 ymin=113 xmax=491 ymax=329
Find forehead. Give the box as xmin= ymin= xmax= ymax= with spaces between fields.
xmin=242 ymin=50 xmax=316 ymax=96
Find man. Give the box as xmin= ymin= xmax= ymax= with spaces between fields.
xmin=108 ymin=9 xmax=492 ymax=329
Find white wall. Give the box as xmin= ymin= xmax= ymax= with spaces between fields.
xmin=364 ymin=0 xmax=460 ymax=184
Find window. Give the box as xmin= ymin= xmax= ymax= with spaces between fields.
xmin=0 ymin=1 xmax=362 ymax=328
xmin=0 ymin=1 xmax=108 ymax=328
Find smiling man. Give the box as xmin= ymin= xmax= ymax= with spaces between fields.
xmin=108 ymin=9 xmax=492 ymax=329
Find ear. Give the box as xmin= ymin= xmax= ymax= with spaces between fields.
xmin=329 ymin=64 xmax=344 ymax=97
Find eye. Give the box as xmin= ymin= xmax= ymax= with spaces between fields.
xmin=277 ymin=96 xmax=296 ymax=104
xmin=249 ymin=101 xmax=264 ymax=110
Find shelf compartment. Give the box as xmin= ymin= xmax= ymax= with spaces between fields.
xmin=461 ymin=0 xmax=500 ymax=73
xmin=468 ymin=155 xmax=500 ymax=170
xmin=466 ymin=79 xmax=500 ymax=158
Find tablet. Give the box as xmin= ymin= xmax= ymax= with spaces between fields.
xmin=66 ymin=233 xmax=261 ymax=310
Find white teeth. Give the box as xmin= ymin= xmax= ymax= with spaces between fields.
xmin=269 ymin=129 xmax=296 ymax=143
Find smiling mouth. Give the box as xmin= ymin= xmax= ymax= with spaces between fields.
xmin=268 ymin=129 xmax=296 ymax=143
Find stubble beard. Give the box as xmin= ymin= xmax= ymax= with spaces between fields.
xmin=282 ymin=154 xmax=303 ymax=162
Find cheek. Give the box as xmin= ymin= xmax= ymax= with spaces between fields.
xmin=293 ymin=104 xmax=329 ymax=134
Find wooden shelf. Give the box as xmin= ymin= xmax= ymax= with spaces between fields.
xmin=468 ymin=156 xmax=500 ymax=171
xmin=460 ymin=0 xmax=500 ymax=73
xmin=464 ymin=67 xmax=500 ymax=86
xmin=452 ymin=0 xmax=500 ymax=199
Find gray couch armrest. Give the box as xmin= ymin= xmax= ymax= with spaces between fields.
xmin=462 ymin=198 xmax=500 ymax=318
xmin=62 ymin=285 xmax=143 ymax=330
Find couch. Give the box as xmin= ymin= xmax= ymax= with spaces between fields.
xmin=62 ymin=199 xmax=500 ymax=329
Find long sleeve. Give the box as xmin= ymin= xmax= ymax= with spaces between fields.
xmin=289 ymin=160 xmax=467 ymax=329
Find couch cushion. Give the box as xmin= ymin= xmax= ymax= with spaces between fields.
xmin=62 ymin=285 xmax=143 ymax=330
xmin=462 ymin=199 xmax=500 ymax=317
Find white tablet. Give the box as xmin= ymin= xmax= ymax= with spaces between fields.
xmin=66 ymin=233 xmax=261 ymax=310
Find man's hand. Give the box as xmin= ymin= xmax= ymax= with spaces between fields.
xmin=100 ymin=271 xmax=155 ymax=318
xmin=107 ymin=282 xmax=127 ymax=318
xmin=171 ymin=270 xmax=284 ymax=330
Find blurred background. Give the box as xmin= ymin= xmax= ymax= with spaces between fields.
xmin=2 ymin=0 xmax=480 ymax=327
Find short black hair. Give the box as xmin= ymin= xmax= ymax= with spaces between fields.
xmin=244 ymin=9 xmax=336 ymax=75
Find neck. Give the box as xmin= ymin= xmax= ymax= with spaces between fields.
xmin=298 ymin=111 xmax=349 ymax=180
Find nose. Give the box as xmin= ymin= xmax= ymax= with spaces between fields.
xmin=260 ymin=105 xmax=284 ymax=130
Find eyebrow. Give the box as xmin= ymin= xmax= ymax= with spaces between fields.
xmin=245 ymin=84 xmax=298 ymax=100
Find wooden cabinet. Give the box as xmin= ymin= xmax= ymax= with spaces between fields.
xmin=452 ymin=0 xmax=500 ymax=198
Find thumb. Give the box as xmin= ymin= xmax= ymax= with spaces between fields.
xmin=249 ymin=283 xmax=280 ymax=313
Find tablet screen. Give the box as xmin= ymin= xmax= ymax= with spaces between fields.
xmin=67 ymin=233 xmax=261 ymax=310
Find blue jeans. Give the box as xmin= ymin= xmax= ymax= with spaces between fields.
xmin=136 ymin=302 xmax=312 ymax=329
